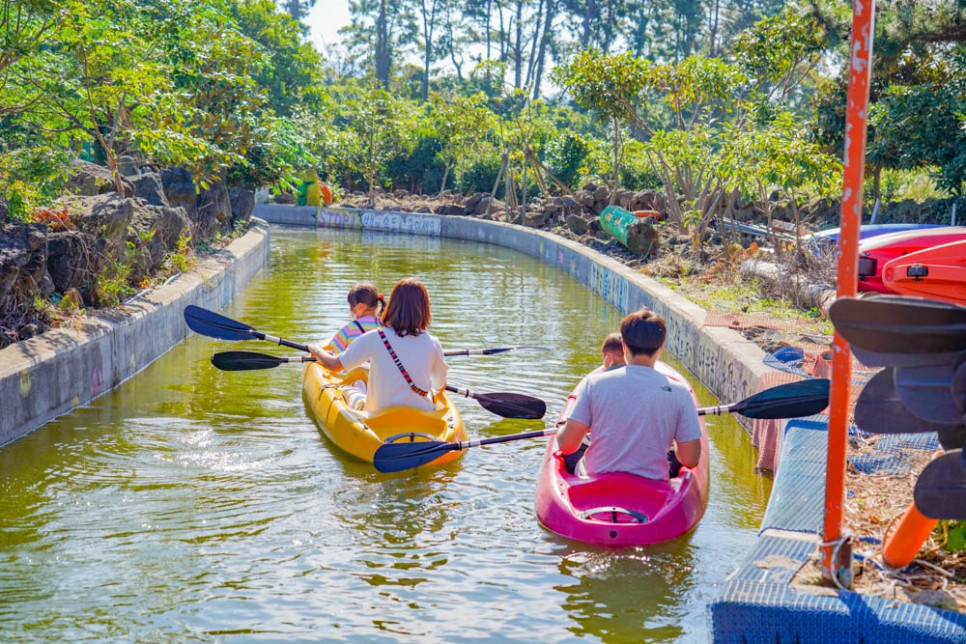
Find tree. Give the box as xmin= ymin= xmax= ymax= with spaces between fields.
xmin=343 ymin=87 xmax=413 ymax=206
xmin=552 ymin=49 xmax=649 ymax=201
xmin=431 ymin=92 xmax=491 ymax=193
xmin=341 ymin=0 xmax=418 ymax=90
xmin=234 ymin=0 xmax=326 ymax=116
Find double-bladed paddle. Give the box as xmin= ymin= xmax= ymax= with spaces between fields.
xmin=208 ymin=350 xmax=546 ymax=419
xmin=828 ymin=296 xmax=966 ymax=367
xmin=914 ymin=451 xmax=966 ymax=520
xmin=373 ymin=378 xmax=832 ymax=473
xmin=185 ymin=305 xmax=548 ymax=358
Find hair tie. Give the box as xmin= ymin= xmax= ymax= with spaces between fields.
xmin=378 ymin=294 xmax=385 ymax=302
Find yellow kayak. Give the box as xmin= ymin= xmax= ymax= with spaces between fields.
xmin=302 ymin=362 xmax=467 ymax=466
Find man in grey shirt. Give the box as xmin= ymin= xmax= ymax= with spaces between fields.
xmin=557 ymin=308 xmax=702 ymax=481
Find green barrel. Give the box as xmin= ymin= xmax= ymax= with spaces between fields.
xmin=600 ymin=205 xmax=659 ymax=256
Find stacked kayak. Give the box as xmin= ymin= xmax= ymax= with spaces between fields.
xmin=534 ymin=361 xmax=709 ymax=547
xmin=302 ymin=362 xmax=467 ymax=465
xmin=883 ymin=240 xmax=966 ymax=306
xmin=808 ymin=223 xmax=943 ymax=249
xmin=857 ymin=227 xmax=966 ymax=293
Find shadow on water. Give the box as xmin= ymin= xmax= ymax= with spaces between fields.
xmin=552 ymin=538 xmax=697 ymax=642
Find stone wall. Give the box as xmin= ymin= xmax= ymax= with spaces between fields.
xmin=0 ymin=223 xmax=270 ymax=447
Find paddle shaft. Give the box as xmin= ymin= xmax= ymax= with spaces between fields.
xmin=425 ymin=398 xmax=802 ymax=451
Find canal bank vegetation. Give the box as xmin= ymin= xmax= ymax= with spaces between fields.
xmin=2 ymin=1 xmax=965 ymax=348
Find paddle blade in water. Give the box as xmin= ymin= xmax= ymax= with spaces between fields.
xmin=184 ymin=305 xmax=257 ymax=341
xmin=211 ymin=351 xmax=286 ymax=371
xmin=731 ymin=378 xmax=830 ymax=419
xmin=475 ymin=392 xmax=547 ymax=419
xmin=914 ymin=452 xmax=966 ymax=520
xmin=854 ymin=368 xmax=960 ymax=437
xmin=829 ymin=296 xmax=966 ymax=360
xmin=895 ymin=363 xmax=963 ymax=424
xmin=373 ymin=440 xmax=458 ymax=473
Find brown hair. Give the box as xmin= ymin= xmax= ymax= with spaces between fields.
xmin=347 ymin=282 xmax=385 ymax=314
xmin=381 ymin=278 xmax=432 ymax=336
xmin=620 ymin=308 xmax=666 ymax=356
xmin=600 ymin=332 xmax=623 ymax=355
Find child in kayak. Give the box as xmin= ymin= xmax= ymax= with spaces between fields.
xmin=324 ymin=282 xmax=384 ymax=352
xmin=557 ymin=309 xmax=702 ymax=481
xmin=562 ymin=333 xmax=626 ymax=472
xmin=309 ymin=278 xmax=448 ymax=414
xmin=595 ymin=332 xmax=625 ymax=374
xmin=319 ymin=283 xmax=384 ymax=409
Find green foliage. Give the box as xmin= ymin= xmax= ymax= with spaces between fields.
xmin=552 ymin=50 xmax=650 ymax=126
xmin=544 ymin=132 xmax=590 ymax=190
xmin=93 ymin=260 xmax=133 ymax=308
xmin=0 ymin=145 xmax=71 ymax=221
xmin=457 ymin=152 xmax=502 ymax=196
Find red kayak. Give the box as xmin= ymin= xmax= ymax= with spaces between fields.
xmin=882 ymin=239 xmax=966 ymax=306
xmin=534 ymin=362 xmax=709 ymax=547
xmin=857 ymin=227 xmax=966 ymax=294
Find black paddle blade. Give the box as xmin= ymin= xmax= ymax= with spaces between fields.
xmin=854 ymin=368 xmax=960 ymax=436
xmin=474 ymin=392 xmax=546 ymax=419
xmin=184 ymin=305 xmax=257 ymax=341
xmin=896 ymin=363 xmax=963 ymax=424
xmin=914 ymin=451 xmax=966 ymax=520
xmin=731 ymin=378 xmax=830 ymax=419
xmin=211 ymin=351 xmax=287 ymax=371
xmin=829 ymin=296 xmax=966 ymax=365
xmin=373 ymin=440 xmax=458 ymax=473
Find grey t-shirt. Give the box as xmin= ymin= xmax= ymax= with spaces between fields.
xmin=567 ymin=365 xmax=703 ymax=480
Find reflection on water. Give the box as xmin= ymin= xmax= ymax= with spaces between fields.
xmin=0 ymin=227 xmax=772 ymax=641
xmin=555 ymin=543 xmax=696 ymax=641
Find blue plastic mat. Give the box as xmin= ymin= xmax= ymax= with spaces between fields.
xmin=709 ymin=419 xmax=965 ymax=642
xmin=760 ymin=420 xmax=828 ymax=534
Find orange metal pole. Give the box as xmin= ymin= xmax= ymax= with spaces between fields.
xmin=823 ymin=0 xmax=876 ymax=586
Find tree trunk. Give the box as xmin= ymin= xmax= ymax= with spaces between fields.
xmin=582 ymin=0 xmax=597 ymax=47
xmin=525 ymin=0 xmax=544 ymax=90
xmin=376 ymin=0 xmax=390 ymax=90
xmin=438 ymin=162 xmax=451 ymax=197
xmin=420 ymin=0 xmax=437 ymax=101
xmin=513 ymin=0 xmax=523 ymax=87
xmin=610 ymin=118 xmax=620 ymax=205
xmin=532 ymin=0 xmax=555 ymax=98
xmin=708 ymin=0 xmax=720 ymax=57
xmin=872 ymin=164 xmax=882 ymax=204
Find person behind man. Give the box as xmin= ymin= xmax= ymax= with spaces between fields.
xmin=557 ymin=308 xmax=702 ymax=480
xmin=595 ymin=332 xmax=625 ymax=373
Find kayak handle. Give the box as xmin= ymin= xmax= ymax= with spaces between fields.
xmin=578 ymin=506 xmax=650 ymax=524
xmin=384 ymin=432 xmax=439 ymax=444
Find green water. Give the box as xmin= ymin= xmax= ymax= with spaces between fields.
xmin=0 ymin=227 xmax=772 ymax=641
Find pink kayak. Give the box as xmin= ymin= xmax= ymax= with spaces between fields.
xmin=534 ymin=361 xmax=709 ymax=547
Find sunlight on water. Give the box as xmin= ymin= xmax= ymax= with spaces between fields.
xmin=0 ymin=227 xmax=772 ymax=641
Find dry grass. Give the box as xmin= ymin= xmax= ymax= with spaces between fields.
xmin=792 ymin=442 xmax=966 ymax=613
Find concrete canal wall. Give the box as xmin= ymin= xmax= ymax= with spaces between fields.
xmin=0 ymin=222 xmax=271 ymax=447
xmin=255 ymin=205 xmax=775 ymax=447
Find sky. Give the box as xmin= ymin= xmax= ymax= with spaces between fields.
xmin=305 ymin=1 xmax=352 ymax=52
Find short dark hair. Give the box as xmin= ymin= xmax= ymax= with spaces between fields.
xmin=620 ymin=308 xmax=666 ymax=356
xmin=381 ymin=278 xmax=432 ymax=337
xmin=601 ymin=332 xmax=623 ymax=354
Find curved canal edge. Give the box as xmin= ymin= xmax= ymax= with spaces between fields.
xmin=256 ymin=204 xmax=776 ymax=456
xmin=0 ymin=221 xmax=271 ymax=447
